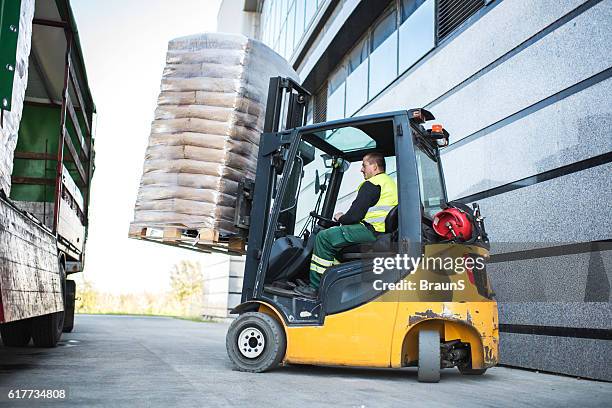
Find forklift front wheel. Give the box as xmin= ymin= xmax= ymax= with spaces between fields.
xmin=418 ymin=329 xmax=441 ymax=383
xmin=226 ymin=312 xmax=286 ymax=372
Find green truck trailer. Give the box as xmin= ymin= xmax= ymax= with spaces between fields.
xmin=0 ymin=0 xmax=95 ymax=347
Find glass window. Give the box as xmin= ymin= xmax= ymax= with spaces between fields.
xmin=264 ymin=0 xmax=274 ymax=46
xmin=309 ymin=126 xmax=376 ymax=153
xmin=280 ymin=0 xmax=288 ymax=22
xmin=305 ymin=0 xmax=317 ymax=29
xmin=274 ymin=0 xmax=282 ymax=41
xmin=347 ymin=36 xmax=368 ymax=74
xmin=270 ymin=1 xmax=279 ymax=51
xmin=287 ymin=3 xmax=296 ymax=55
xmin=401 ymin=0 xmax=426 ymax=22
xmin=399 ymin=0 xmax=435 ymax=73
xmin=279 ymin=23 xmax=287 ymax=57
xmin=327 ymin=83 xmax=345 ymax=121
xmin=345 ymin=63 xmax=369 ymax=116
xmin=295 ymin=142 xmax=328 ymax=232
xmin=369 ymin=7 xmax=398 ymax=97
xmin=346 ymin=77 xmax=368 ymax=117
xmin=371 ymin=8 xmax=397 ymax=53
xmin=306 ymin=99 xmax=313 ymax=125
xmin=415 ymin=145 xmax=445 ymax=218
xmin=335 ymin=156 xmax=396 ymax=203
xmin=345 ymin=37 xmax=369 ymax=115
xmin=262 ymin=9 xmax=271 ymax=45
xmin=327 ymin=64 xmax=346 ymax=120
xmin=328 ymin=64 xmax=346 ymax=95
xmin=270 ymin=0 xmax=276 ymax=37
xmin=295 ymin=0 xmax=305 ymax=46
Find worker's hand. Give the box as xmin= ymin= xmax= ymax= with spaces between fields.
xmin=333 ymin=212 xmax=344 ymax=221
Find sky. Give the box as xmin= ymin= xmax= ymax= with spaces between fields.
xmin=70 ymin=0 xmax=227 ymax=294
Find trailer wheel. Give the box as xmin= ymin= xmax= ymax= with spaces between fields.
xmin=0 ymin=320 xmax=32 ymax=347
xmin=418 ymin=329 xmax=441 ymax=383
xmin=62 ymin=280 xmax=76 ymax=333
xmin=30 ymin=311 xmax=64 ymax=347
xmin=31 ymin=262 xmax=66 ymax=347
xmin=226 ymin=312 xmax=286 ymax=373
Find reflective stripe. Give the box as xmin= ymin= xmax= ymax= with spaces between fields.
xmin=312 ymin=254 xmax=333 ymax=267
xmin=364 ymin=215 xmax=386 ymax=223
xmin=369 ymin=205 xmax=394 ymax=212
xmin=309 ymin=263 xmax=326 ymax=274
xmin=332 ymin=258 xmax=340 ymax=265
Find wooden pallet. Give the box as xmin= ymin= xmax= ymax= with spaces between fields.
xmin=128 ymin=225 xmax=246 ymax=256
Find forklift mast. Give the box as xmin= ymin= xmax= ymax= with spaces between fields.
xmin=263 ymin=77 xmax=311 ymax=133
xmin=236 ymin=77 xmax=311 ymax=303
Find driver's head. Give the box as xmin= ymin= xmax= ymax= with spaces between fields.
xmin=361 ymin=153 xmax=385 ymax=180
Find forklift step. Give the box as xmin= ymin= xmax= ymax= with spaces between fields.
xmin=128 ymin=224 xmax=246 ymax=256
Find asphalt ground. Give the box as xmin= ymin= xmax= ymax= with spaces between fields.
xmin=0 ymin=314 xmax=609 ymax=407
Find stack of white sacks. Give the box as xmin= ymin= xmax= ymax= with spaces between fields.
xmin=131 ymin=33 xmax=297 ymax=235
xmin=0 ymin=0 xmax=34 ymax=196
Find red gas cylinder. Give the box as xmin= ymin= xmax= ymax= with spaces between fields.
xmin=432 ymin=208 xmax=473 ymax=240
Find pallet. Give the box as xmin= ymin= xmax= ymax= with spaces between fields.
xmin=128 ymin=225 xmax=246 ymax=256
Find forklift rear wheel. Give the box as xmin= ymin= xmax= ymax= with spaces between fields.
xmin=0 ymin=320 xmax=32 ymax=347
xmin=458 ymin=366 xmax=487 ymax=375
xmin=226 ymin=312 xmax=286 ymax=373
xmin=418 ymin=329 xmax=441 ymax=383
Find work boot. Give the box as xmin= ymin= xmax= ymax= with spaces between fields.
xmin=295 ymin=285 xmax=317 ymax=298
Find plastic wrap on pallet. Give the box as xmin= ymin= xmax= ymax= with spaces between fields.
xmin=131 ymin=33 xmax=298 ymax=235
xmin=0 ymin=0 xmax=34 ymax=196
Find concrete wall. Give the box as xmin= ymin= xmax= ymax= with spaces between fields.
xmin=292 ymin=0 xmax=611 ymax=380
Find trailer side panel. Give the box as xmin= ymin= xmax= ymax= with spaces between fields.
xmin=0 ymin=197 xmax=61 ymax=323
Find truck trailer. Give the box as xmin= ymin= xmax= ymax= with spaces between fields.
xmin=0 ymin=0 xmax=95 ymax=347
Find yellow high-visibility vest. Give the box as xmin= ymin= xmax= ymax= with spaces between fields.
xmin=358 ymin=172 xmax=398 ymax=232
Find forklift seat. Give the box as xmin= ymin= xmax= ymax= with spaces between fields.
xmin=265 ymin=206 xmax=398 ymax=283
xmin=339 ymin=205 xmax=398 ymax=260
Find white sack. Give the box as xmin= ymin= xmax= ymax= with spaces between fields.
xmin=131 ymin=33 xmax=298 ymax=235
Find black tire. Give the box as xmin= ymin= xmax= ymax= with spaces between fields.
xmin=226 ymin=312 xmax=286 ymax=373
xmin=0 ymin=319 xmax=31 ymax=347
xmin=31 ymin=262 xmax=66 ymax=347
xmin=458 ymin=366 xmax=487 ymax=375
xmin=31 ymin=311 xmax=64 ymax=347
xmin=418 ymin=329 xmax=441 ymax=383
xmin=63 ymin=279 xmax=76 ymax=333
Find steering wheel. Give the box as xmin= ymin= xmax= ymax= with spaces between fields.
xmin=309 ymin=211 xmax=339 ymax=228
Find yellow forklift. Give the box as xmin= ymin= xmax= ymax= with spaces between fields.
xmin=227 ymin=78 xmax=498 ymax=382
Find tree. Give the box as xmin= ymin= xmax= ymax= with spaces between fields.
xmin=169 ymin=260 xmax=203 ymax=305
xmin=75 ymin=279 xmax=99 ymax=313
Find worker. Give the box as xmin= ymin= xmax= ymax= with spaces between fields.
xmin=298 ymin=152 xmax=398 ymax=297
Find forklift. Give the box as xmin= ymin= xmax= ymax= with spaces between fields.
xmin=227 ymin=77 xmax=498 ymax=382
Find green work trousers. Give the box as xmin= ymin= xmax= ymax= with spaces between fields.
xmin=309 ymin=223 xmax=377 ymax=289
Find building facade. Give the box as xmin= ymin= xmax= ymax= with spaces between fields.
xmin=218 ymin=0 xmax=611 ymax=380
